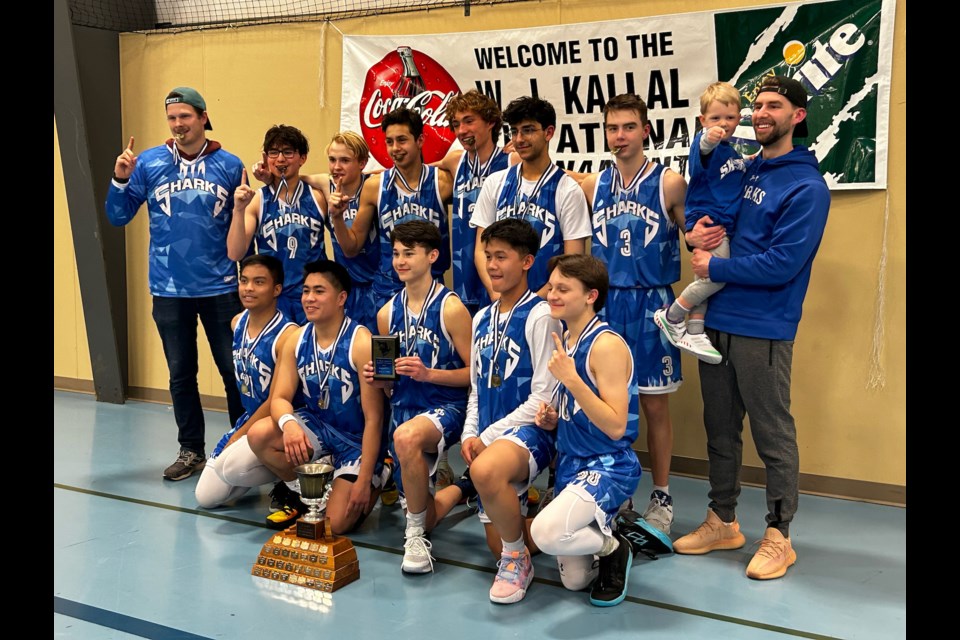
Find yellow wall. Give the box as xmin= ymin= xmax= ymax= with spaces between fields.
xmin=53 ymin=0 xmax=906 ymax=488
xmin=53 ymin=120 xmax=93 ymax=382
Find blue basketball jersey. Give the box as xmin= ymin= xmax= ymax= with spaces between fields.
xmin=105 ymin=141 xmax=243 ymax=297
xmin=453 ymin=149 xmax=509 ymax=309
xmin=556 ymin=322 xmax=639 ymax=457
xmin=493 ymin=165 xmax=565 ymax=292
xmin=232 ymin=309 xmax=298 ymax=419
xmin=472 ymin=291 xmax=545 ymax=433
xmin=256 ymin=181 xmax=326 ymax=299
xmin=386 ymin=282 xmax=468 ymax=412
xmin=328 ymin=174 xmax=379 ymax=286
xmin=685 ymin=129 xmax=746 ymax=234
xmin=295 ymin=318 xmax=365 ymax=449
xmin=590 ymin=162 xmax=680 ymax=288
xmin=375 ymin=165 xmax=449 ymax=301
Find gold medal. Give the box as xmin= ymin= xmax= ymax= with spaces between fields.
xmin=318 ymin=390 xmax=330 ymax=410
xmin=240 ymin=383 xmax=249 ymax=395
xmin=491 ymin=374 xmax=502 ymax=387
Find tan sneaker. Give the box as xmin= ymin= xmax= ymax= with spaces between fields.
xmin=674 ymin=509 xmax=746 ymax=554
xmin=746 ymin=528 xmax=796 ymax=580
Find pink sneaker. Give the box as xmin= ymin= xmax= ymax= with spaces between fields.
xmin=489 ymin=549 xmax=534 ymax=604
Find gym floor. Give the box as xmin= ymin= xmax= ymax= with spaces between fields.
xmin=54 ymin=390 xmax=906 ymax=639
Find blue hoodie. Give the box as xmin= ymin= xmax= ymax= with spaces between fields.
xmin=705 ymin=145 xmax=830 ymax=341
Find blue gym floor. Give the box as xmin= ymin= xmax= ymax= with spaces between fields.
xmin=53 ymin=390 xmax=906 ymax=639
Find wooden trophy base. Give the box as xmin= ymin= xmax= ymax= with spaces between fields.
xmin=252 ymin=520 xmax=359 ymax=593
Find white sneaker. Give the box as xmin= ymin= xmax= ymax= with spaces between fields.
xmin=653 ymin=308 xmax=687 ymax=349
xmin=401 ymin=527 xmax=435 ymax=574
xmin=677 ymin=332 xmax=722 ymax=365
xmin=642 ymin=490 xmax=674 ymax=535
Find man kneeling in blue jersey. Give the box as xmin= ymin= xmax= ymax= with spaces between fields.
xmin=248 ymin=260 xmax=389 ymax=534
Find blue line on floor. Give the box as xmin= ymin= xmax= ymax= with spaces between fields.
xmin=54 ymin=596 xmax=214 ymax=640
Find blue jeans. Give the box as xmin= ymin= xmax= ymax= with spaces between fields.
xmin=152 ymin=292 xmax=244 ymax=454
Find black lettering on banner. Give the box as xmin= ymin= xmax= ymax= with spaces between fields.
xmin=555 ymin=122 xmax=604 ymax=154
xmin=625 ymin=32 xmax=675 ymax=58
xmin=473 ymin=41 xmax=584 ymax=70
xmin=474 ymin=79 xmax=502 ymax=108
xmin=647 ymin=117 xmax=691 ymax=150
xmin=587 ymin=37 xmax=619 ymax=62
xmin=646 ymin=69 xmax=689 ymax=109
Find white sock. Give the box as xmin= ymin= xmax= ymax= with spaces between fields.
xmin=285 ymin=479 xmax=301 ymax=493
xmin=653 ymin=484 xmax=670 ymax=496
xmin=406 ymin=509 xmax=427 ymax=534
xmin=502 ymin=536 xmax=526 ymax=555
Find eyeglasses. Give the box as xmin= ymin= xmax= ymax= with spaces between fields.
xmin=266 ymin=148 xmax=298 ymax=159
xmin=508 ymin=125 xmax=543 ymax=138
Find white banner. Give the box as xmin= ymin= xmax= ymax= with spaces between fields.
xmin=341 ymin=0 xmax=893 ymax=189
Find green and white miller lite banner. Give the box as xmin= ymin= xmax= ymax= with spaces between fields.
xmin=717 ymin=0 xmax=893 ymax=188
xmin=341 ymin=0 xmax=895 ymax=190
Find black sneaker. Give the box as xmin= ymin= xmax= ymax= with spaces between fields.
xmin=453 ymin=467 xmax=478 ymax=504
xmin=615 ymin=509 xmax=674 ymax=559
xmin=163 ymin=448 xmax=206 ymax=481
xmin=589 ymin=530 xmax=633 ymax=607
xmin=268 ymin=481 xmax=294 ymax=513
xmin=266 ymin=491 xmax=306 ymax=530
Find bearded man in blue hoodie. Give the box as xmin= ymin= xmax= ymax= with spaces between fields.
xmin=673 ymin=76 xmax=830 ymax=581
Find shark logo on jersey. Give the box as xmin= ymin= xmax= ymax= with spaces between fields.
xmin=260 ymin=212 xmax=324 ymax=252
xmin=298 ymin=360 xmax=356 ymax=404
xmin=497 ymin=203 xmax=557 ymax=246
xmin=719 ymin=157 xmax=746 ymax=179
xmin=154 ymin=159 xmax=229 ymax=218
xmin=399 ymin=325 xmax=441 ymax=368
xmin=474 ymin=333 xmax=522 ymax=381
xmin=380 ymin=202 xmax=442 ymax=232
xmin=592 ymin=201 xmax=660 ymax=249
xmin=234 ymin=352 xmax=273 ymax=398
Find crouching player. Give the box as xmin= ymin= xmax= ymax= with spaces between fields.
xmin=530 ymin=255 xmax=670 ymax=607
xmin=247 ymin=260 xmax=389 ymax=534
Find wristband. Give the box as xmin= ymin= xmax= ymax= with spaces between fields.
xmin=112 ymin=173 xmax=129 ymax=184
xmin=278 ymin=413 xmax=298 ymax=432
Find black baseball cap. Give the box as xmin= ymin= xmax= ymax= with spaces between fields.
xmin=757 ymin=76 xmax=809 ymax=138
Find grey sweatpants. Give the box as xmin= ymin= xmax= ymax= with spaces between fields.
xmin=680 ymin=236 xmax=730 ymax=314
xmin=698 ymin=330 xmax=798 ymax=536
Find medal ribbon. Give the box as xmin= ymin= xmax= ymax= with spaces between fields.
xmin=391 ymin=165 xmax=427 ymax=199
xmin=489 ymin=290 xmax=535 ymax=387
xmin=312 ymin=316 xmax=350 ymax=405
xmin=511 ymin=163 xmax=558 ymax=215
xmin=401 ymin=279 xmax=440 ymax=357
xmin=237 ymin=310 xmax=284 ymax=392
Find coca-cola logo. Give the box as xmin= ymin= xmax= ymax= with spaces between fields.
xmin=359 ymin=47 xmax=460 ymax=168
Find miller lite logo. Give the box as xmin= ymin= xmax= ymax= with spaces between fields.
xmin=359 ymin=46 xmax=461 ymax=167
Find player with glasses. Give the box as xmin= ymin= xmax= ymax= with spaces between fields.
xmin=471 ymin=95 xmax=591 ymax=299
xmin=229 ymin=124 xmax=328 ymax=324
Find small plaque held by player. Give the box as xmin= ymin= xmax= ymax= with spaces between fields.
xmin=372 ymin=335 xmax=400 ymax=381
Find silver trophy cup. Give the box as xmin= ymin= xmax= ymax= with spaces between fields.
xmin=294 ymin=463 xmax=334 ymax=524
